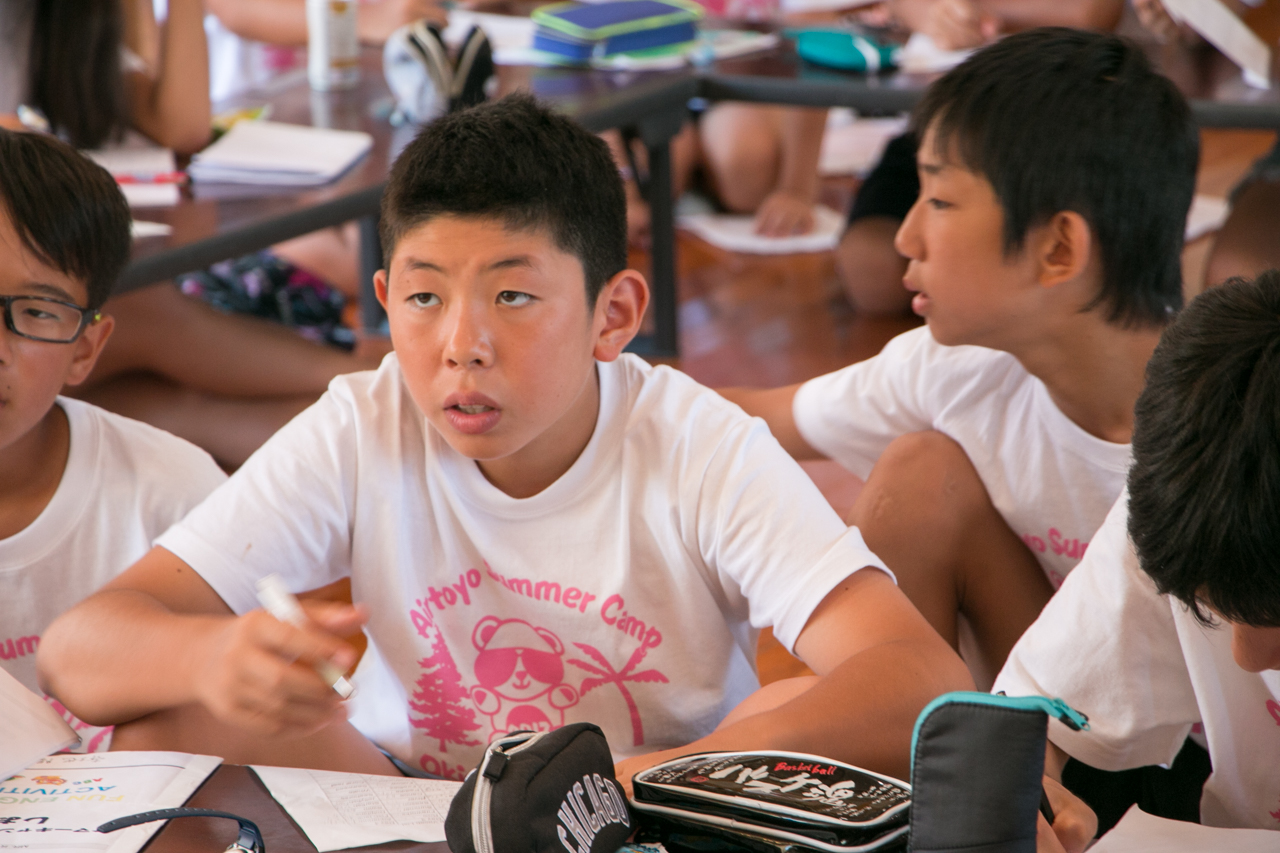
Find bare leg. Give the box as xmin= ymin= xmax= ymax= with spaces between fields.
xmin=699 ymin=103 xmax=784 ymax=214
xmin=1204 ymin=180 xmax=1280 ymax=287
xmin=603 ymin=125 xmax=698 ymax=247
xmin=87 ymin=284 xmax=386 ymax=397
xmin=273 ymin=222 xmax=362 ymax=299
xmin=848 ymin=431 xmax=1053 ymax=680
xmin=111 ymin=704 xmax=399 ymax=775
xmin=74 ymin=373 xmax=316 ymax=468
xmin=835 ymin=217 xmax=913 ymax=315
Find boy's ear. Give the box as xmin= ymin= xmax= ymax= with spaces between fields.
xmin=374 ymin=268 xmax=390 ymax=310
xmin=1036 ymin=211 xmax=1094 ymax=290
xmin=62 ymin=313 xmax=115 ymax=387
xmin=592 ymin=270 xmax=649 ymax=362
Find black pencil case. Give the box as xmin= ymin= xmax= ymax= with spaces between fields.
xmin=907 ymin=692 xmax=1090 ymax=853
xmin=631 ymin=751 xmax=911 ymax=853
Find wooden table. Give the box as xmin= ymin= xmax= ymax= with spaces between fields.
xmin=142 ymin=765 xmax=449 ymax=853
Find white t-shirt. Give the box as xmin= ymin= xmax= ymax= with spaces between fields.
xmin=792 ymin=326 xmax=1132 ymax=587
xmin=0 ymin=398 xmax=226 ymax=752
xmin=157 ymin=353 xmax=887 ymax=780
xmin=994 ymin=490 xmax=1280 ymax=830
xmin=205 ymin=15 xmax=303 ymax=103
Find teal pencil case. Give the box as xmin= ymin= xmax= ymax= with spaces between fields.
xmin=789 ymin=30 xmax=898 ymax=73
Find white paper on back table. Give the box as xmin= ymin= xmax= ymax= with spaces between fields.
xmin=188 ymin=120 xmax=374 ymax=186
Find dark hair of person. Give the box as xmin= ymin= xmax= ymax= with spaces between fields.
xmin=0 ymin=129 xmax=132 ymax=310
xmin=911 ymin=27 xmax=1198 ymax=328
xmin=1128 ymin=271 xmax=1280 ymax=627
xmin=26 ymin=0 xmax=127 ymax=149
xmin=380 ymin=93 xmax=627 ymax=304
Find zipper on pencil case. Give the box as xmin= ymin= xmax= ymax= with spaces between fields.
xmin=472 ymin=731 xmax=549 ymax=853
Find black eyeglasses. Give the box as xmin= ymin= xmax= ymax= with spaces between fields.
xmin=1 ymin=294 xmax=99 ymax=343
xmin=99 ymin=807 xmax=265 ymax=853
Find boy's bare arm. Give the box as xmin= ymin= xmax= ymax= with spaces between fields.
xmin=717 ymin=384 xmax=824 ymax=460
xmin=617 ymin=568 xmax=973 ymax=783
xmin=207 ymin=0 xmax=446 ymax=46
xmin=38 ymin=546 xmax=360 ymax=734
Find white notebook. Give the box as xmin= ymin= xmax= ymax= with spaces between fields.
xmin=189 ymin=120 xmax=373 ymax=186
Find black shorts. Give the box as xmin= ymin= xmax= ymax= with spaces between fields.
xmin=1062 ymin=737 xmax=1211 ymax=835
xmin=847 ymin=132 xmax=919 ymax=226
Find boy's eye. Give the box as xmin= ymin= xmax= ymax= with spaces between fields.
xmin=409 ymin=292 xmax=440 ymax=308
xmin=926 ymin=197 xmax=953 ymax=210
xmin=497 ymin=291 xmax=533 ymax=306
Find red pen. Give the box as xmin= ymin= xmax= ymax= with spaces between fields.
xmin=115 ymin=171 xmax=188 ymax=185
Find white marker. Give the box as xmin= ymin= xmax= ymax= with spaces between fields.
xmin=255 ymin=574 xmax=355 ymax=699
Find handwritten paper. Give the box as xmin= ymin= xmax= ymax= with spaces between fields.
xmin=0 ymin=751 xmax=221 ymax=852
xmin=1091 ymin=805 xmax=1279 ymax=852
xmin=251 ymin=765 xmax=463 ymax=852
xmin=0 ymin=669 xmax=76 ymax=782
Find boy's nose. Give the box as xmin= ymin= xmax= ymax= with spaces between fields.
xmin=894 ymin=200 xmax=924 ymax=261
xmin=1230 ymin=622 xmax=1280 ymax=672
xmin=442 ymin=304 xmax=494 ymax=368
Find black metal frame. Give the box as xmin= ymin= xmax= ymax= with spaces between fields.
xmin=117 ymin=63 xmax=1280 ymax=358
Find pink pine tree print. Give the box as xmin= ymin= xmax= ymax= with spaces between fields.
xmin=409 ymin=602 xmax=481 ymax=752
xmin=568 ymin=642 xmax=668 ymax=746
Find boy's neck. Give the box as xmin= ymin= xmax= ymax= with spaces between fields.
xmin=0 ymin=404 xmax=71 ymax=540
xmin=1002 ymin=312 xmax=1162 ymax=445
xmin=477 ymin=365 xmax=602 ymax=499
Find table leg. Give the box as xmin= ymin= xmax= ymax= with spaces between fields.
xmin=358 ymin=215 xmax=386 ymax=335
xmin=644 ymin=136 xmax=678 ymax=358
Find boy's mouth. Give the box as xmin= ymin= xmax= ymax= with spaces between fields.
xmin=443 ymin=393 xmax=502 ymax=436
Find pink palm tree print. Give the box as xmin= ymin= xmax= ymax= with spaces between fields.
xmin=568 ymin=642 xmax=668 ymax=746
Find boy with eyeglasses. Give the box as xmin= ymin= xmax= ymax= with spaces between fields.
xmin=0 ymin=129 xmax=225 ymax=750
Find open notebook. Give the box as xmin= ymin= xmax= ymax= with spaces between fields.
xmin=188 ymin=120 xmax=373 ymax=186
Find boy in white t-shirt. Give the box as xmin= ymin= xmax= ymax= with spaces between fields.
xmin=0 ymin=129 xmax=225 ymax=750
xmin=39 ymin=95 xmax=972 ymax=786
xmin=995 ymin=273 xmax=1280 ymax=836
xmin=721 ymin=29 xmax=1198 ymax=683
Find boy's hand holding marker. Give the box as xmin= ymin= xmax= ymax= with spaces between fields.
xmin=188 ymin=583 xmax=364 ymax=737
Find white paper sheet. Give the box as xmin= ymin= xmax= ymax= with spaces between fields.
xmin=189 ymin=120 xmax=373 ymax=186
xmin=1163 ymin=0 xmax=1271 ymax=89
xmin=820 ymin=113 xmax=910 ymax=176
xmin=1091 ymin=805 xmax=1279 ymax=852
xmin=680 ymin=205 xmax=846 ymax=253
xmin=0 ymin=751 xmax=221 ymax=853
xmin=130 ymin=220 xmax=173 ymax=239
xmin=897 ymin=32 xmax=972 ymax=74
xmin=85 ymin=146 xmax=181 ymax=207
xmin=1185 ymin=193 xmax=1230 ymax=241
xmin=251 ymin=765 xmax=463 ymax=853
xmin=0 ymin=669 xmax=77 ymax=783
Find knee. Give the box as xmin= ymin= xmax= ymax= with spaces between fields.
xmin=852 ymin=431 xmax=985 ymax=533
xmin=835 ymin=218 xmax=912 ymax=315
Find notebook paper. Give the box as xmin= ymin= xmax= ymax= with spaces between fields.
xmin=680 ymin=205 xmax=846 ymax=254
xmin=189 ymin=120 xmax=373 ymax=186
xmin=251 ymin=765 xmax=462 ymax=852
xmin=1162 ymin=0 xmax=1271 ymax=88
xmin=1091 ymin=805 xmax=1279 ymax=852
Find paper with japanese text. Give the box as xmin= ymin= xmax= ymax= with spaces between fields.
xmin=0 ymin=751 xmax=221 ymax=852
xmin=251 ymin=765 xmax=462 ymax=852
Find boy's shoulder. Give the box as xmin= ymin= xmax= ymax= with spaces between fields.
xmin=58 ymin=397 xmax=226 ymax=500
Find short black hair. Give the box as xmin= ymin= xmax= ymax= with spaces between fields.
xmin=912 ymin=27 xmax=1198 ymax=328
xmin=381 ymin=93 xmax=627 ymax=304
xmin=1128 ymin=271 xmax=1280 ymax=627
xmin=0 ymin=129 xmax=131 ymax=310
